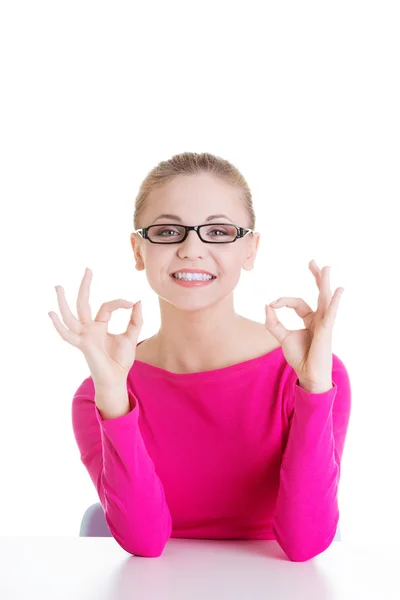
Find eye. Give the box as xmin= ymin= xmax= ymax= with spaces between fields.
xmin=158 ymin=228 xmax=180 ymax=236
xmin=210 ymin=229 xmax=229 ymax=236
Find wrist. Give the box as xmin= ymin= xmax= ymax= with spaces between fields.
xmin=298 ymin=379 xmax=333 ymax=394
xmin=94 ymin=384 xmax=131 ymax=420
xmin=93 ymin=379 xmax=127 ymax=393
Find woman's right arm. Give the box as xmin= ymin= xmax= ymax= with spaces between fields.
xmin=48 ymin=267 xmax=172 ymax=557
xmin=72 ymin=376 xmax=172 ymax=557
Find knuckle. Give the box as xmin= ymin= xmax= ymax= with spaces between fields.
xmin=101 ymin=300 xmax=113 ymax=308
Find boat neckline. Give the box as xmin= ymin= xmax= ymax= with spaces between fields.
xmin=132 ymin=338 xmax=283 ymax=379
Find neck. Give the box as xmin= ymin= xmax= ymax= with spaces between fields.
xmin=153 ymin=297 xmax=245 ymax=373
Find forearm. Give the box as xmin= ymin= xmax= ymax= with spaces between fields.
xmin=91 ymin=384 xmax=171 ymax=556
xmin=273 ymin=380 xmax=340 ymax=561
xmin=73 ymin=378 xmax=172 ymax=557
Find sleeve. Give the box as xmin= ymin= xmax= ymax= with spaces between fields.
xmin=272 ymin=353 xmax=352 ymax=562
xmin=71 ymin=376 xmax=172 ymax=557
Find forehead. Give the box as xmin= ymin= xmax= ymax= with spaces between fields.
xmin=145 ymin=173 xmax=243 ymax=220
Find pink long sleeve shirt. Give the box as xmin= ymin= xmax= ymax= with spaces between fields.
xmin=72 ymin=339 xmax=352 ymax=562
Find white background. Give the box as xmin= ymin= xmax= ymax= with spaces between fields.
xmin=1 ymin=1 xmax=399 ymax=546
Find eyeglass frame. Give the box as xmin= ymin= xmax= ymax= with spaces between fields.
xmin=132 ymin=223 xmax=255 ymax=244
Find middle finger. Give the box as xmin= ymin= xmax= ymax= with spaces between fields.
xmin=309 ymin=259 xmax=321 ymax=287
xmin=317 ymin=265 xmax=332 ymax=313
xmin=76 ymin=268 xmax=93 ymax=324
xmin=310 ymin=260 xmax=332 ymax=294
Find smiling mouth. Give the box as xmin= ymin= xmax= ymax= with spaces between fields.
xmin=171 ymin=273 xmax=216 ymax=280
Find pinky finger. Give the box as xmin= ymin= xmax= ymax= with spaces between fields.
xmin=48 ymin=312 xmax=81 ymax=347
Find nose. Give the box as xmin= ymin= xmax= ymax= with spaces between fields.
xmin=178 ymin=229 xmax=207 ymax=257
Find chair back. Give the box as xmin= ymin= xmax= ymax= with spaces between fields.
xmin=79 ymin=502 xmax=112 ymax=537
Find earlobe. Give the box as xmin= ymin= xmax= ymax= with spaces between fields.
xmin=243 ymin=250 xmax=257 ymax=270
xmin=135 ymin=258 xmax=145 ymax=271
xmin=242 ymin=257 xmax=254 ymax=271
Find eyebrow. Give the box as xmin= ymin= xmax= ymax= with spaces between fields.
xmin=153 ymin=213 xmax=234 ymax=223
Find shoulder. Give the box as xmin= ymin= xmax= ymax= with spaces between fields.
xmin=238 ymin=317 xmax=281 ymax=360
xmin=134 ymin=335 xmax=159 ymax=365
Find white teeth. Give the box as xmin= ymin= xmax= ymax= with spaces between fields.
xmin=173 ymin=272 xmax=214 ymax=281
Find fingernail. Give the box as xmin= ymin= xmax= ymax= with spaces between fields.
xmin=270 ymin=300 xmax=278 ymax=305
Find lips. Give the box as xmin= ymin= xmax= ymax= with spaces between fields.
xmin=170 ymin=270 xmax=216 ymax=278
xmin=171 ymin=272 xmax=216 ymax=279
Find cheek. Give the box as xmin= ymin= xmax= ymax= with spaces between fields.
xmin=218 ymin=253 xmax=244 ymax=272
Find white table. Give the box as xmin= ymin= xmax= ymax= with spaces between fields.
xmin=0 ymin=536 xmax=399 ymax=599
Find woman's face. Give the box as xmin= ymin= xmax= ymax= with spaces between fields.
xmin=130 ymin=173 xmax=260 ymax=311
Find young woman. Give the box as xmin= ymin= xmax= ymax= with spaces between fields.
xmin=49 ymin=152 xmax=351 ymax=562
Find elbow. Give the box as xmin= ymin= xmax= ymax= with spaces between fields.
xmin=287 ymin=550 xmax=317 ymax=562
xmin=116 ymin=518 xmax=172 ymax=558
xmin=284 ymin=537 xmax=336 ymax=562
xmin=129 ymin=545 xmax=166 ymax=558
xmin=124 ymin=536 xmax=169 ymax=558
xmin=273 ymin=528 xmax=336 ymax=563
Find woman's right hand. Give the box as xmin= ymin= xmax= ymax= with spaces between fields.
xmin=48 ymin=268 xmax=143 ymax=388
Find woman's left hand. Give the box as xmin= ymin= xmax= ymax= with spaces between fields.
xmin=264 ymin=260 xmax=344 ymax=392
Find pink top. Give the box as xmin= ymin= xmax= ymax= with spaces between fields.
xmin=72 ymin=339 xmax=352 ymax=561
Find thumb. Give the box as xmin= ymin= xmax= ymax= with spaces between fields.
xmin=124 ymin=300 xmax=143 ymax=343
xmin=265 ymin=304 xmax=288 ymax=345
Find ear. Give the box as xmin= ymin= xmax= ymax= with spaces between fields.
xmin=242 ymin=232 xmax=260 ymax=271
xmin=131 ymin=233 xmax=145 ymax=271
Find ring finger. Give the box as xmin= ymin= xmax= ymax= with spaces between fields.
xmin=49 ymin=311 xmax=81 ymax=347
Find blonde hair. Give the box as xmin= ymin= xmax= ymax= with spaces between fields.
xmin=133 ymin=152 xmax=256 ymax=231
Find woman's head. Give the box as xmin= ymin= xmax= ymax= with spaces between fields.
xmin=130 ymin=152 xmax=260 ymax=312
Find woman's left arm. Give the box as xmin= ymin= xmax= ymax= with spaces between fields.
xmin=272 ymin=358 xmax=352 ymax=562
xmin=264 ymin=260 xmax=351 ymax=561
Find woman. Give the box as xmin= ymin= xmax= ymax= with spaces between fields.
xmin=49 ymin=151 xmax=351 ymax=562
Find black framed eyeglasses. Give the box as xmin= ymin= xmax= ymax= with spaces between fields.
xmin=133 ymin=223 xmax=254 ymax=244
